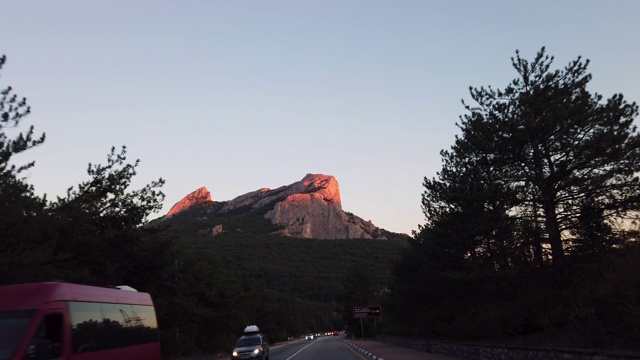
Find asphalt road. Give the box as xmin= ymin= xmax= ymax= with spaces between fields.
xmin=269 ymin=335 xmax=364 ymax=360
xmin=265 ymin=335 xmax=459 ymax=360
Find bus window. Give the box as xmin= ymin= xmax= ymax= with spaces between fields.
xmin=0 ymin=310 xmax=37 ymax=360
xmin=69 ymin=302 xmax=158 ymax=354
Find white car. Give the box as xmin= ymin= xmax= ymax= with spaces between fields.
xmin=305 ymin=334 xmax=314 ymax=340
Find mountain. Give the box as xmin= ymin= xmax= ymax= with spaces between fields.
xmin=158 ymin=173 xmax=404 ymax=239
xmin=147 ymin=173 xmax=410 ymax=311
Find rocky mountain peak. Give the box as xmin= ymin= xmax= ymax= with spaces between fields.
xmin=163 ymin=174 xmax=386 ymax=239
xmin=296 ymin=173 xmax=342 ymax=207
xmin=219 ymin=173 xmax=341 ymax=212
xmin=166 ymin=186 xmax=212 ymax=217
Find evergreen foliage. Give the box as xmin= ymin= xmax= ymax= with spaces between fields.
xmin=389 ymin=47 xmax=640 ymax=348
xmin=149 ymin=205 xmax=407 ymax=355
xmin=420 ymin=47 xmax=640 ymax=269
xmin=0 ymin=53 xmax=171 ymax=340
xmin=0 ymin=55 xmax=45 ymax=178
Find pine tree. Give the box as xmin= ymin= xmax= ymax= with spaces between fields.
xmin=0 ymin=55 xmax=48 ymax=283
xmin=421 ymin=47 xmax=640 ymax=267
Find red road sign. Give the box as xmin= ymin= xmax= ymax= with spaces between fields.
xmin=353 ymin=305 xmax=381 ymax=318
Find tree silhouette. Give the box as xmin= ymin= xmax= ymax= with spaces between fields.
xmin=420 ymin=47 xmax=640 ymax=267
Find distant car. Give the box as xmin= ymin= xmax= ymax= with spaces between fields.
xmin=232 ymin=325 xmax=270 ymax=360
xmin=305 ymin=333 xmax=314 ymax=340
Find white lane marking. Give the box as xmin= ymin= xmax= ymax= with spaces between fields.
xmin=285 ymin=341 xmax=316 ymax=360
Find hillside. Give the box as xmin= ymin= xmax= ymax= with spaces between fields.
xmin=153 ymin=204 xmax=409 ymax=303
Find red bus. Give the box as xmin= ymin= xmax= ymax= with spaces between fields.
xmin=0 ymin=282 xmax=160 ymax=360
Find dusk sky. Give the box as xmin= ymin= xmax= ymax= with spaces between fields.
xmin=1 ymin=1 xmax=639 ymax=235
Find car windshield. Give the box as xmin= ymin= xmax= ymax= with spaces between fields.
xmin=235 ymin=336 xmax=260 ymax=347
xmin=0 ymin=309 xmax=37 ymax=360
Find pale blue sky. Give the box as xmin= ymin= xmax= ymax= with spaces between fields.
xmin=1 ymin=1 xmax=639 ymax=235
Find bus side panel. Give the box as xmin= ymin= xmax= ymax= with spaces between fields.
xmin=43 ymin=301 xmax=72 ymax=360
xmin=10 ymin=312 xmax=42 ymax=360
xmin=71 ymin=343 xmax=161 ymax=360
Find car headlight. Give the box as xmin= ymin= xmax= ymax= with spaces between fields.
xmin=252 ymin=348 xmax=261 ymax=355
xmin=232 ymin=351 xmax=238 ymax=357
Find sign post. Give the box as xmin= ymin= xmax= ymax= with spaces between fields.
xmin=353 ymin=305 xmax=381 ymax=339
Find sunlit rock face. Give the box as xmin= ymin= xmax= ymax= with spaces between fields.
xmin=264 ymin=193 xmax=380 ymax=239
xmin=166 ymin=174 xmax=386 ymax=239
xmin=221 ymin=188 xmax=271 ymax=212
xmin=221 ymin=174 xmax=341 ymax=213
xmin=166 ymin=186 xmax=211 ymax=217
xmin=263 ymin=174 xmax=382 ymax=239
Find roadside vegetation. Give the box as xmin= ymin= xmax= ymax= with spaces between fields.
xmin=2 ymin=46 xmax=639 ymax=358
xmin=387 ymin=47 xmax=640 ymax=350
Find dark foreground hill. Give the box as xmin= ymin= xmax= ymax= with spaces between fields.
xmin=152 ymin=204 xmax=409 ymax=303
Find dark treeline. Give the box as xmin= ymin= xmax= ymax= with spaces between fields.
xmin=386 ymin=48 xmax=640 ymax=350
xmin=145 ymin=211 xmax=406 ymax=356
xmin=2 ymin=46 xmax=640 ymax=357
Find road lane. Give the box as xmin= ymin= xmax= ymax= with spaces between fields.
xmin=270 ymin=335 xmax=366 ymax=360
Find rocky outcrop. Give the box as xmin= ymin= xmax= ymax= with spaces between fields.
xmin=211 ymin=225 xmax=224 ymax=236
xmin=164 ymin=174 xmax=386 ymax=239
xmin=166 ymin=186 xmax=212 ymax=217
xmin=262 ymin=175 xmax=382 ymax=239
xmin=220 ymin=174 xmax=341 ymax=212
xmin=221 ymin=188 xmax=272 ymax=212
